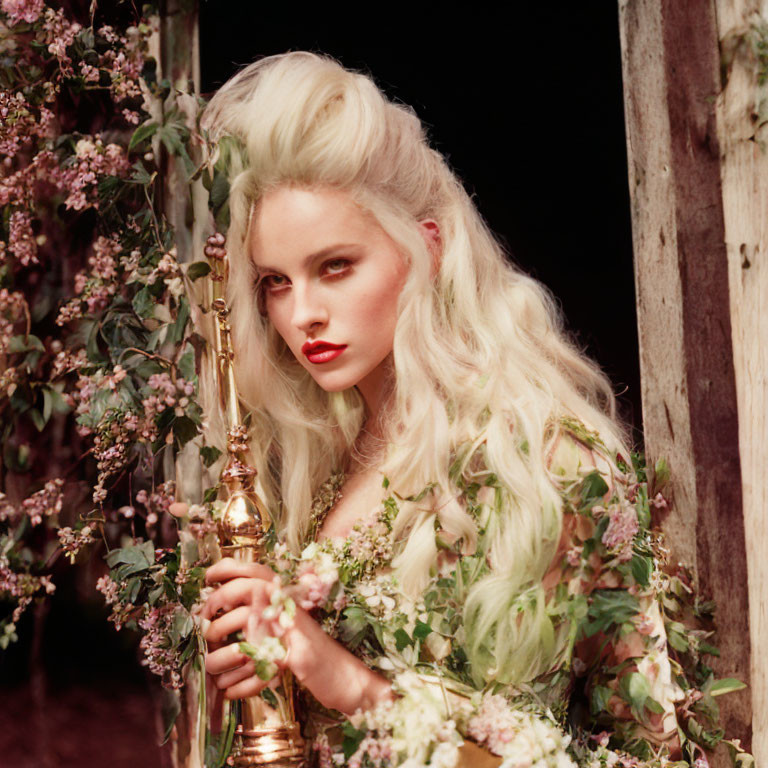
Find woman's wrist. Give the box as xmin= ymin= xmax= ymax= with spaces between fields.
xmin=284 ymin=606 xmax=394 ymax=715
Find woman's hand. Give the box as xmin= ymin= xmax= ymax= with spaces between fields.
xmin=200 ymin=557 xmax=395 ymax=715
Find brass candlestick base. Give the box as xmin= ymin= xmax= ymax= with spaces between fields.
xmin=232 ymin=724 xmax=306 ymax=766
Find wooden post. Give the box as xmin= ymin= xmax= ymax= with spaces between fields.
xmin=153 ymin=3 xmax=211 ymax=767
xmin=619 ymin=0 xmax=766 ymax=763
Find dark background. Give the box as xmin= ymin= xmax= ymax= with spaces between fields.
xmin=1 ymin=5 xmax=639 ymax=767
xmin=199 ymin=4 xmax=641 ymax=440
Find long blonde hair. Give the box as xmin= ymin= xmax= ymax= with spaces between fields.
xmin=202 ymin=51 xmax=630 ymax=685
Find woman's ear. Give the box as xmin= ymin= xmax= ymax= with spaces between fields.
xmin=418 ymin=219 xmax=442 ymax=278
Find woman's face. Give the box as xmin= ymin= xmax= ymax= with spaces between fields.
xmin=249 ymin=186 xmax=410 ymax=410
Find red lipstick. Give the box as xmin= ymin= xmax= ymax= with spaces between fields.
xmin=302 ymin=340 xmax=347 ymax=364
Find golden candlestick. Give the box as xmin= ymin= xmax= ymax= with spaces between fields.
xmin=205 ymin=233 xmax=306 ymax=767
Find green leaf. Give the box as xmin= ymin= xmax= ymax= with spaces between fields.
xmin=590 ymin=684 xmax=612 ymax=715
xmin=177 ymin=348 xmax=196 ymax=381
xmin=710 ymin=678 xmax=747 ymax=697
xmin=619 ymin=671 xmax=652 ymax=711
xmin=128 ymin=160 xmax=153 ymax=185
xmin=653 ymin=457 xmax=670 ymax=492
xmin=160 ymin=688 xmax=181 ymax=744
xmin=166 ymin=296 xmax=190 ymax=345
xmin=29 ymin=408 xmax=46 ymax=431
xmin=132 ymin=285 xmax=156 ymax=319
xmin=173 ymin=415 xmax=199 ymax=448
xmin=8 ymin=334 xmax=44 ymax=354
xmin=394 ymin=628 xmax=412 ymax=651
xmin=583 ymin=589 xmax=640 ymax=637
xmin=341 ymin=721 xmax=366 ymax=761
xmin=129 ymin=121 xmax=159 ymax=151
xmin=201 ymin=446 xmax=222 ymax=467
xmin=580 ymin=469 xmax=610 ymax=506
xmin=631 ymin=555 xmax=653 ymax=588
xmin=209 ymin=169 xmax=230 ymax=211
xmin=186 ymin=260 xmax=211 ymax=281
xmin=413 ymin=620 xmax=432 ymax=641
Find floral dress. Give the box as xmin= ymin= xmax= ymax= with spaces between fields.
xmin=265 ymin=418 xmax=750 ymax=768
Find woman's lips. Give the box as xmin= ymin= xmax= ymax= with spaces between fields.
xmin=303 ymin=344 xmax=347 ymax=364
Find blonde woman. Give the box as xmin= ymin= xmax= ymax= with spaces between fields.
xmin=187 ymin=52 xmax=742 ymax=768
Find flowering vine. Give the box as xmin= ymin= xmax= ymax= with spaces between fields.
xmin=0 ymin=2 xmax=227 ymax=760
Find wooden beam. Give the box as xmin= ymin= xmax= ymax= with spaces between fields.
xmin=619 ymin=0 xmax=762 ymax=762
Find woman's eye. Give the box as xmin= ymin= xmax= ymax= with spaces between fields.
xmin=262 ymin=274 xmax=288 ymax=290
xmin=323 ymin=258 xmax=350 ymax=276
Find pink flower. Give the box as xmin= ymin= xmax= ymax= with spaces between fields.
xmin=1 ymin=0 xmax=44 ymax=24
xmin=8 ymin=210 xmax=38 ymax=265
xmin=601 ymin=502 xmax=639 ymax=561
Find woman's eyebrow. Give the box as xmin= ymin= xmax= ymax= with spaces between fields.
xmin=252 ymin=243 xmax=357 ymax=273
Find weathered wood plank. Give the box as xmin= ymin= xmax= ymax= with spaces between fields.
xmin=714 ymin=0 xmax=768 ymax=759
xmin=619 ymin=0 xmax=757 ymax=761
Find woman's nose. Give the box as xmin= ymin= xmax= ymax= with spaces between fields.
xmin=290 ymin=282 xmax=328 ymax=333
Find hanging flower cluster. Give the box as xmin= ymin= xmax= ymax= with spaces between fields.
xmin=0 ymin=3 xmax=220 ymax=726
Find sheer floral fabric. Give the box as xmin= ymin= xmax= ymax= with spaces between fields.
xmin=263 ymin=419 xmax=749 ymax=768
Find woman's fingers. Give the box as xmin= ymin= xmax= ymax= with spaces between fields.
xmin=222 ymin=676 xmax=268 ymax=700
xmin=206 ymin=642 xmax=252 ymax=676
xmin=205 ymin=557 xmax=277 ymax=586
xmin=168 ymin=502 xmax=189 ymax=518
xmin=205 ymin=605 xmax=251 ymax=644
xmin=201 ymin=576 xmax=271 ymax=622
xmin=215 ymin=660 xmax=258 ymax=690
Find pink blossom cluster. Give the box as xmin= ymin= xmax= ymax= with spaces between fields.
xmin=15 ymin=478 xmax=65 ymax=525
xmin=295 ymin=557 xmax=338 ymax=611
xmin=138 ymin=603 xmax=186 ymax=689
xmin=0 ymin=287 xmax=28 ymax=353
xmin=91 ymin=438 xmax=128 ymax=503
xmin=0 ymin=561 xmax=55 ymax=624
xmin=8 ymin=209 xmax=38 ymax=265
xmin=57 ymin=524 xmax=96 ymax=561
xmin=466 ymin=694 xmax=536 ymax=757
xmin=59 ymin=234 xmax=123 ymax=322
xmin=311 ymin=733 xmax=336 ymax=768
xmin=1 ymin=0 xmax=44 ymax=25
xmin=96 ymin=573 xmax=135 ymax=631
xmin=135 ymin=481 xmax=176 ymax=527
xmin=61 ymin=137 xmax=130 ymax=211
xmin=0 ymin=366 xmax=18 ymax=399
xmin=0 ymin=148 xmax=58 ymax=209
xmin=346 ymin=510 xmax=393 ymax=575
xmin=49 ymin=346 xmax=87 ymax=380
xmin=347 ymin=734 xmax=393 ymax=768
xmin=39 ymin=7 xmax=82 ymax=74
xmin=0 ymin=90 xmax=55 ymax=158
xmin=601 ymin=502 xmax=639 ymax=561
xmin=142 ymin=373 xmax=195 ymax=422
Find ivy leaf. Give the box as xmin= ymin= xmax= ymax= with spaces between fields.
xmin=160 ymin=687 xmax=181 ymax=744
xmin=631 ymin=555 xmax=653 ymax=588
xmin=583 ymin=589 xmax=640 ymax=638
xmin=590 ymin=684 xmax=612 ymax=715
xmin=341 ymin=721 xmax=367 ymax=760
xmin=129 ymin=121 xmax=159 ymax=151
xmin=132 ymin=285 xmax=156 ymax=319
xmin=413 ymin=620 xmax=432 ymax=641
xmin=394 ymin=628 xmax=413 ymax=651
xmin=8 ymin=334 xmax=44 ymax=354
xmin=166 ymin=296 xmax=190 ymax=345
xmin=580 ymin=470 xmax=609 ymax=507
xmin=186 ymin=260 xmax=211 ymax=281
xmin=200 ymin=446 xmax=222 ymax=467
xmin=128 ymin=160 xmax=153 ymax=185
xmin=29 ymin=409 xmax=46 ymax=431
xmin=710 ymin=678 xmax=746 ymax=697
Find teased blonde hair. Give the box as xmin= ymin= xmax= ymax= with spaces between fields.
xmin=201 ymin=51 xmax=630 ymax=685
